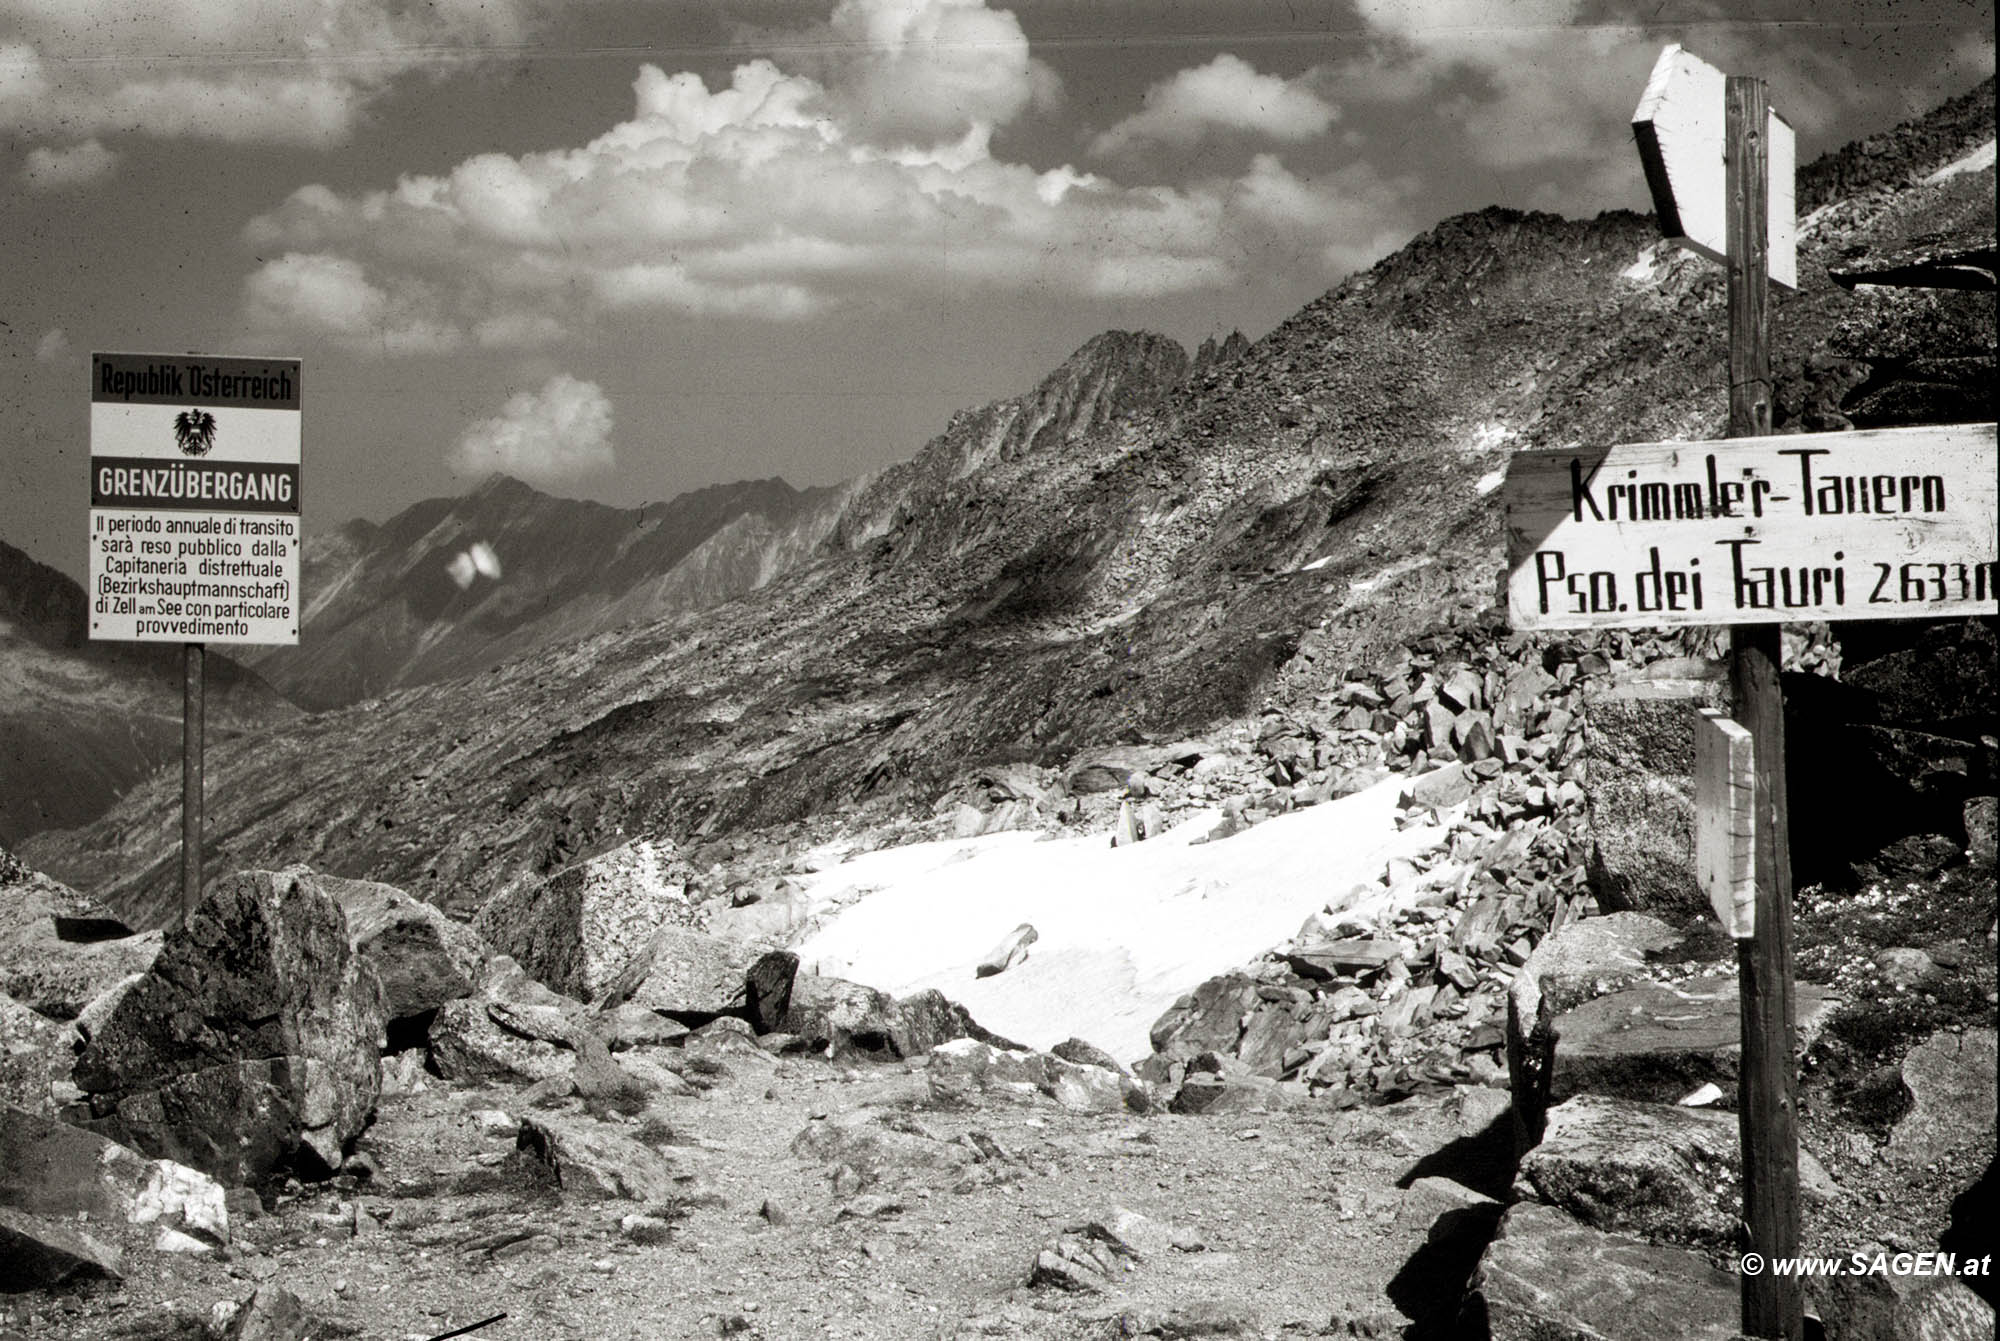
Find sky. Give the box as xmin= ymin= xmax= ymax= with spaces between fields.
xmin=3 ymin=0 xmax=1992 ymax=580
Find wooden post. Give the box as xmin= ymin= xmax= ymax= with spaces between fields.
xmin=1726 ymin=73 xmax=1803 ymax=1341
xmin=182 ymin=642 xmax=205 ymax=924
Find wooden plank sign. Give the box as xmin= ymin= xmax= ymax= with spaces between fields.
xmin=1504 ymin=422 xmax=1999 ymax=630
xmin=1634 ymin=44 xmax=1797 ymax=289
xmin=1696 ymin=708 xmax=1757 ymax=938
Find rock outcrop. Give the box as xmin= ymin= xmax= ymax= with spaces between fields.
xmin=69 ymin=869 xmax=386 ymax=1183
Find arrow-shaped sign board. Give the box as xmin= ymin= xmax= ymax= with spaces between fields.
xmin=1634 ymin=44 xmax=1796 ymax=288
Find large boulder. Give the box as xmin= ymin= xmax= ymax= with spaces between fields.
xmin=596 ymin=926 xmax=755 ymax=1022
xmin=69 ymin=869 xmax=386 ymax=1183
xmin=0 ymin=861 xmax=159 ymax=1021
xmin=1148 ymin=974 xmax=1261 ymax=1060
xmin=777 ymin=973 xmax=1013 ymax=1061
xmin=318 ymin=871 xmax=484 ymax=1024
xmin=1519 ymin=1095 xmax=1741 ymax=1248
xmin=514 ymin=1112 xmax=686 ymax=1202
xmin=473 ymin=838 xmax=696 ymax=1003
xmin=1818 ymin=1243 xmax=1997 ymax=1340
xmin=1461 ymin=1202 xmax=1741 ymax=1340
xmin=429 ymin=955 xmax=582 ymax=1084
xmin=1 ymin=990 xmax=66 ymax=1115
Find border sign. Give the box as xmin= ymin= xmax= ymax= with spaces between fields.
xmin=1504 ymin=423 xmax=1999 ymax=630
xmin=1635 ymin=43 xmax=1797 ymax=289
xmin=89 ymin=352 xmax=301 ymax=645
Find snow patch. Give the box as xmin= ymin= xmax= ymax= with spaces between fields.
xmin=1296 ymin=554 xmax=1334 ymax=572
xmin=1469 ymin=422 xmax=1516 ymax=454
xmin=1621 ymin=244 xmax=1664 ymax=283
xmin=793 ymin=773 xmax=1447 ymax=1064
xmin=1926 ymin=138 xmax=1995 ymax=183
xmin=1474 ymin=467 xmax=1507 ymax=496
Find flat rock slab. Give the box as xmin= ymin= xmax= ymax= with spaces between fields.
xmin=1521 ymin=1095 xmax=1739 ymax=1248
xmin=0 ymin=1204 xmax=122 ymax=1290
xmin=1551 ymin=972 xmax=1838 ymax=1106
xmin=515 ymin=1113 xmax=688 ymax=1202
xmin=0 ymin=866 xmax=159 ymax=1020
xmin=1464 ymin=1202 xmax=1741 ymax=1340
xmin=1888 ymin=1028 xmax=1997 ymax=1171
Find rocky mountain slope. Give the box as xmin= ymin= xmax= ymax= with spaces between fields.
xmin=0 ymin=541 xmax=299 ymax=845
xmin=21 ymin=81 xmax=1996 ymax=937
xmin=234 ymin=475 xmax=829 ymax=711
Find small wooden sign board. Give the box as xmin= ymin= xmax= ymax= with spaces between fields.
xmin=1696 ymin=708 xmax=1757 ymax=938
xmin=1635 ymin=44 xmax=1797 ymax=289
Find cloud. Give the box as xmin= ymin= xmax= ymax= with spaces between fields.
xmin=34 ymin=328 xmax=71 ymax=364
xmin=241 ymin=0 xmax=1418 ymax=352
xmin=0 ymin=0 xmax=534 ymax=149
xmin=1092 ymin=55 xmax=1339 ymax=155
xmin=19 ymin=137 xmax=117 ymax=189
xmin=448 ymin=374 xmax=614 ymax=484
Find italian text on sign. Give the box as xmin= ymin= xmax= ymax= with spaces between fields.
xmin=1504 ymin=423 xmax=1998 ymax=631
xmin=88 ymin=352 xmax=302 ymax=646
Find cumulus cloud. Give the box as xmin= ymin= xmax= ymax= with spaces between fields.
xmin=1091 ymin=55 xmax=1339 ymax=155
xmin=241 ymin=0 xmax=1416 ymax=352
xmin=19 ymin=138 xmax=117 ymax=189
xmin=448 ymin=374 xmax=615 ymax=485
xmin=0 ymin=0 xmax=533 ymax=149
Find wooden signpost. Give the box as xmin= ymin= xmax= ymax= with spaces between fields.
xmin=88 ymin=352 xmax=302 ymax=923
xmin=1503 ymin=45 xmax=1998 ymax=1341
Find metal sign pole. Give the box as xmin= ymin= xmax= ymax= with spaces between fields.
xmin=182 ymin=641 xmax=204 ymax=923
xmin=1725 ymin=72 xmax=1803 ymax=1341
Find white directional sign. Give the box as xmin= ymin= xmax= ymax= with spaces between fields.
xmin=1504 ymin=423 xmax=1999 ymax=630
xmin=88 ymin=352 xmax=301 ymax=645
xmin=1634 ymin=43 xmax=1796 ymax=288
xmin=1695 ymin=708 xmax=1756 ymax=939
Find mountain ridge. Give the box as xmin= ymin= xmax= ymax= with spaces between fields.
xmin=18 ymin=77 xmax=1995 ymax=931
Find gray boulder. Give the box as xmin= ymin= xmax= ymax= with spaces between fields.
xmin=515 ymin=1112 xmax=686 ymax=1201
xmin=69 ymin=869 xmax=386 ymax=1182
xmin=597 ymin=926 xmax=755 ymax=1021
xmin=1818 ymin=1244 xmax=1996 ymax=1340
xmin=320 ymin=870 xmax=484 ymax=1023
xmin=0 ymin=1102 xmax=228 ymax=1245
xmin=1462 ymin=1202 xmax=1741 ymax=1340
xmin=0 ymin=863 xmax=159 ymax=1020
xmin=1520 ymin=1095 xmax=1741 ymax=1248
xmin=1888 ymin=1028 xmax=1997 ymax=1172
xmin=473 ymin=838 xmax=695 ymax=1003
xmin=0 ymin=1204 xmax=122 ymax=1290
xmin=429 ymin=955 xmax=582 ymax=1084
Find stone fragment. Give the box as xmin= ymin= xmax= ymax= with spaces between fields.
xmin=1965 ymin=796 xmax=1997 ymax=872
xmin=1463 ymin=1202 xmax=1740 ymax=1340
xmin=594 ymin=1002 xmax=692 ymax=1052
xmin=220 ymin=1284 xmax=313 ymax=1341
xmin=741 ymin=951 xmax=799 ymax=1035
xmin=975 ymin=923 xmax=1039 ymax=979
xmin=1402 ymin=764 xmax=1475 ymax=810
xmin=1888 ymin=1028 xmax=1997 ymax=1171
xmin=1148 ymin=975 xmax=1259 ymax=1059
xmin=1051 ymin=1038 xmax=1129 ymax=1075
xmin=321 ymin=871 xmax=483 ymax=1023
xmin=515 ymin=1113 xmax=686 ymax=1201
xmin=789 ymin=1109 xmax=971 ymax=1193
xmin=0 ymin=1204 xmax=122 ymax=1290
xmin=69 ymin=869 xmax=385 ymax=1183
xmin=472 ymin=838 xmax=694 ymax=1002
xmin=926 ymin=1038 xmax=1136 ymax=1113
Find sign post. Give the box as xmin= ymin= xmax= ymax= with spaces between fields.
xmin=88 ymin=352 xmax=302 ymax=923
xmin=1503 ymin=45 xmax=1998 ymax=1341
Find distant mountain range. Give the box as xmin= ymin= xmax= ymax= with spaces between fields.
xmin=0 ymin=540 xmax=298 ymax=845
xmin=15 ymin=77 xmax=1995 ymax=930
